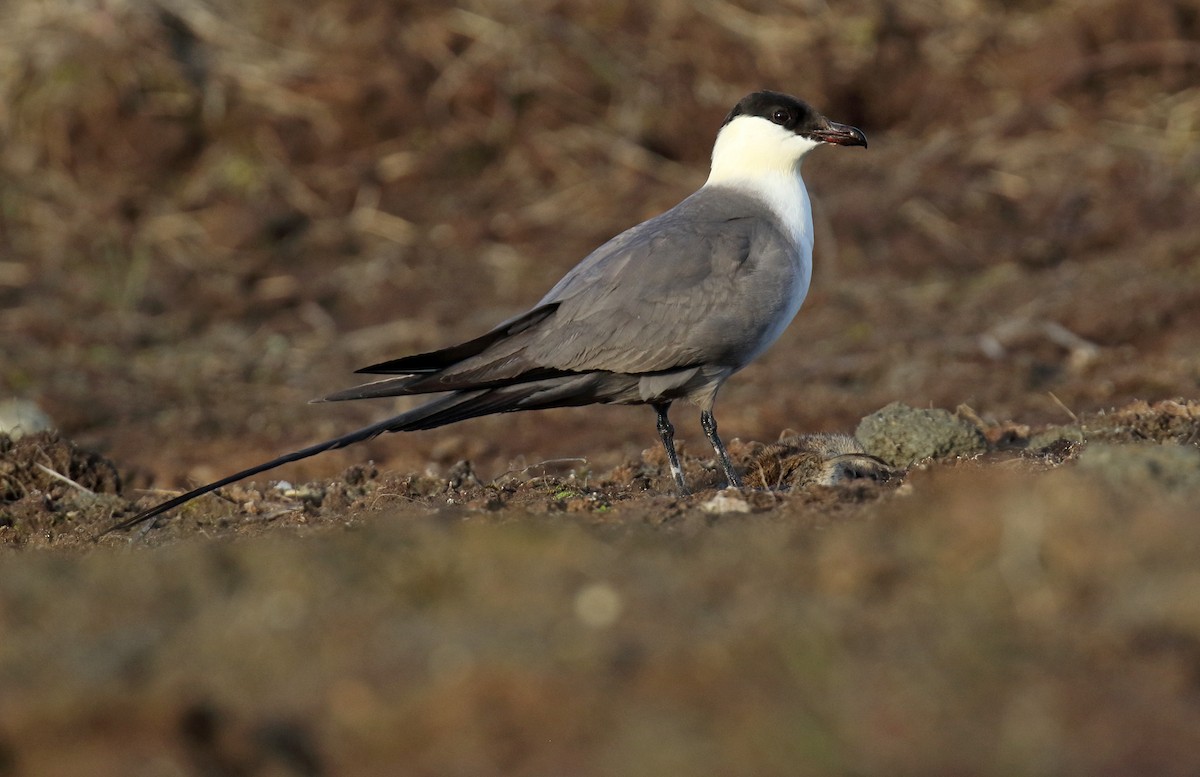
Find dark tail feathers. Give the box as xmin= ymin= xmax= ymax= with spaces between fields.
xmin=101 ymin=370 xmax=612 ymax=537
xmin=99 ymin=389 xmax=490 ymax=536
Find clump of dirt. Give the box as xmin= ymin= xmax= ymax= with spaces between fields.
xmin=1029 ymin=399 xmax=1200 ymax=451
xmin=0 ymin=432 xmax=121 ymax=501
xmin=0 ymin=432 xmax=124 ymax=547
xmin=855 ymin=403 xmax=988 ymax=467
xmin=1026 ymin=424 xmax=1088 ymax=452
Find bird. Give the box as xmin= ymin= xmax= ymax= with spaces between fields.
xmin=102 ymin=90 xmax=866 ymax=534
xmin=744 ymin=432 xmax=900 ymax=490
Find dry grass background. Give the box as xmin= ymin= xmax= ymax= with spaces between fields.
xmin=2 ymin=0 xmax=1197 ymax=484
xmin=1 ymin=0 xmax=1200 ymax=774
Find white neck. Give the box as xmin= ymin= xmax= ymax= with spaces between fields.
xmin=702 ymin=115 xmax=820 ymax=252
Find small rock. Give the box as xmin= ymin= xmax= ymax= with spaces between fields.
xmin=699 ymin=491 xmax=751 ymax=514
xmin=0 ymin=400 xmax=54 ymax=440
xmin=856 ymin=402 xmax=987 ymax=467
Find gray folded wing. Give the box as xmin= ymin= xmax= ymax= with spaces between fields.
xmin=324 ymin=186 xmax=805 ymax=404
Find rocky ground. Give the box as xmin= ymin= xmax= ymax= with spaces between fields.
xmin=1 ymin=0 xmax=1199 ymax=774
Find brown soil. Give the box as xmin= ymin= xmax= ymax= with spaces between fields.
xmin=2 ymin=0 xmax=1199 ymax=774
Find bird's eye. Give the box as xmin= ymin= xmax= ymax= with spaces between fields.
xmin=771 ymin=108 xmax=790 ymax=125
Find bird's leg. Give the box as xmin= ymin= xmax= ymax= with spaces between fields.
xmin=654 ymin=403 xmax=689 ymax=495
xmin=700 ymin=410 xmax=743 ymax=489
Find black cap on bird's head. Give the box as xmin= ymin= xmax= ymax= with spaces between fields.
xmin=724 ymin=91 xmax=867 ymax=148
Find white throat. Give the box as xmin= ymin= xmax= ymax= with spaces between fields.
xmin=702 ymin=116 xmax=820 ymax=253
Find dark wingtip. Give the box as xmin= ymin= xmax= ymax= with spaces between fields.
xmin=354 ymin=362 xmax=408 ymax=375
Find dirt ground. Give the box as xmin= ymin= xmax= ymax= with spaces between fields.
xmin=2 ymin=0 xmax=1199 ymax=774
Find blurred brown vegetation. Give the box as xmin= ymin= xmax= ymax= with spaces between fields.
xmin=1 ymin=0 xmax=1197 ymax=486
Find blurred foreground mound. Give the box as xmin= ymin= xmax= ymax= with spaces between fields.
xmin=2 ymin=400 xmax=1200 ymax=775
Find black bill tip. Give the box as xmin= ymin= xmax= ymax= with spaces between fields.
xmin=809 ymin=120 xmax=868 ymax=149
